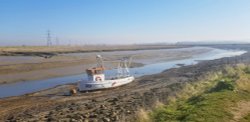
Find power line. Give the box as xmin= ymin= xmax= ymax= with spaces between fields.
xmin=56 ymin=37 xmax=59 ymax=46
xmin=47 ymin=30 xmax=52 ymax=46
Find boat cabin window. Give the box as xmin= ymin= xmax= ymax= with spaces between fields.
xmin=95 ymin=70 xmax=103 ymax=74
xmin=86 ymin=68 xmax=104 ymax=75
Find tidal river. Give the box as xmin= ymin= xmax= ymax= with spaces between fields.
xmin=0 ymin=47 xmax=246 ymax=98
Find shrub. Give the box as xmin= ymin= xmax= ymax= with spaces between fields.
xmin=208 ymin=79 xmax=235 ymax=92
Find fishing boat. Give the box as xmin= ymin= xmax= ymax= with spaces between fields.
xmin=78 ymin=55 xmax=135 ymax=91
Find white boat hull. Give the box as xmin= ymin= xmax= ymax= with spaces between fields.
xmin=78 ymin=76 xmax=134 ymax=91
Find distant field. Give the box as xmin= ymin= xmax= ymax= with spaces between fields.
xmin=0 ymin=45 xmax=190 ymax=56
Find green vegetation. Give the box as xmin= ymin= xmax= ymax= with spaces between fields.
xmin=150 ymin=64 xmax=250 ymax=122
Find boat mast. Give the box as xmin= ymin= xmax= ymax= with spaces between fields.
xmin=116 ymin=57 xmax=130 ymax=77
xmin=124 ymin=59 xmax=130 ymax=76
xmin=96 ymin=55 xmax=104 ymax=68
xmin=117 ymin=61 xmax=122 ymax=78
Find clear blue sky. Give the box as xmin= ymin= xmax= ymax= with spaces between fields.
xmin=0 ymin=0 xmax=250 ymax=46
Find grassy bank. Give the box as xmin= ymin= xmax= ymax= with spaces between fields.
xmin=146 ymin=64 xmax=250 ymax=122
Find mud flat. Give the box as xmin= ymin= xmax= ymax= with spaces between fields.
xmin=0 ymin=44 xmax=250 ymax=121
xmin=0 ymin=46 xmax=209 ymax=84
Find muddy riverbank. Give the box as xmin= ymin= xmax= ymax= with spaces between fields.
xmin=0 ymin=46 xmax=210 ymax=84
xmin=0 ymin=45 xmax=249 ymax=122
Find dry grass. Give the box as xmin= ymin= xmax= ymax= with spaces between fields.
xmin=230 ymin=101 xmax=250 ymax=122
xmin=136 ymin=108 xmax=152 ymax=122
xmin=236 ymin=76 xmax=250 ymax=92
xmin=0 ymin=45 xmax=186 ymax=53
xmin=136 ymin=100 xmax=165 ymax=122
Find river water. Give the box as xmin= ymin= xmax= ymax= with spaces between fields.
xmin=0 ymin=47 xmax=246 ymax=99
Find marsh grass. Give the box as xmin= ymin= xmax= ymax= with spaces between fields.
xmin=149 ymin=64 xmax=250 ymax=122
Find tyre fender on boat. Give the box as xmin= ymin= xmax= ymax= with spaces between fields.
xmin=95 ymin=76 xmax=102 ymax=81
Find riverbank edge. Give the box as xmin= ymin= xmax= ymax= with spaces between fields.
xmin=146 ymin=64 xmax=250 ymax=122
